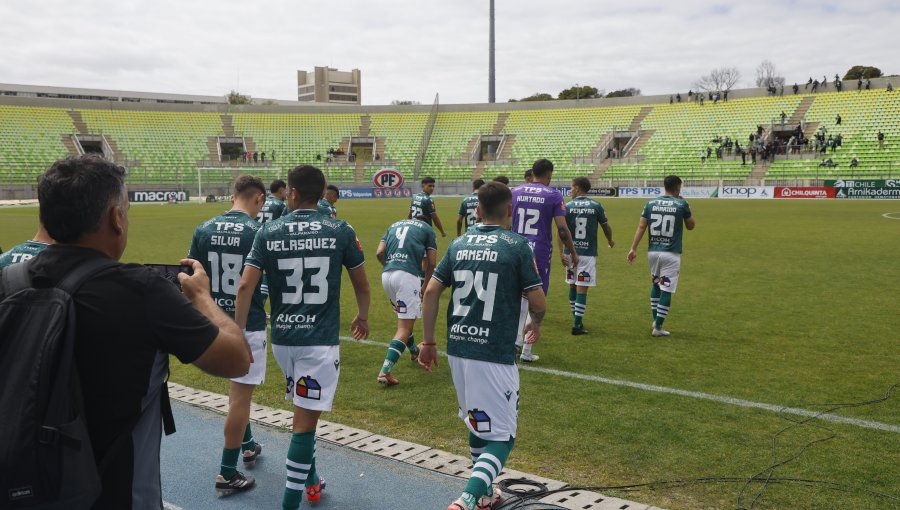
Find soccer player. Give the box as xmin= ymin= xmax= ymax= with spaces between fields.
xmin=374 ymin=215 xmax=437 ymax=385
xmin=257 ymin=179 xmax=288 ymax=224
xmin=523 ymin=169 xmax=534 ymax=183
xmin=457 ymin=179 xmax=485 ymax=236
xmin=235 ymin=165 xmax=370 ymax=509
xmin=419 ymin=181 xmax=546 ymax=510
xmin=318 ymin=184 xmax=339 ymax=218
xmin=511 ymin=158 xmax=578 ymax=362
xmin=559 ymin=177 xmax=614 ymax=335
xmin=626 ymin=175 xmax=696 ymax=337
xmin=187 ymin=175 xmax=267 ymax=495
xmin=409 ymin=176 xmax=446 ymax=237
xmin=0 ymin=224 xmax=52 ymax=270
xmin=492 ymin=175 xmax=510 ymax=185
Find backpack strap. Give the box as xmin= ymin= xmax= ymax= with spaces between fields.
xmin=55 ymin=256 xmax=120 ymax=295
xmin=0 ymin=259 xmax=32 ymax=297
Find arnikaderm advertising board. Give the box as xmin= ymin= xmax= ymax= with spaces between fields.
xmin=774 ymin=187 xmax=835 ymax=199
xmin=129 ymin=190 xmax=189 ymax=203
xmin=826 ymin=179 xmax=900 ymax=199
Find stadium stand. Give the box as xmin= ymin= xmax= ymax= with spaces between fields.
xmin=1 ymin=87 xmax=897 ymax=189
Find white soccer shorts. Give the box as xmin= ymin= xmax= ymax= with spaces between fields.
xmin=448 ymin=356 xmax=519 ymax=442
xmin=381 ymin=269 xmax=422 ymax=320
xmin=648 ymin=251 xmax=681 ymax=293
xmin=231 ymin=329 xmax=268 ymax=385
xmin=563 ymin=255 xmax=597 ymax=287
xmin=272 ymin=345 xmax=341 ymax=412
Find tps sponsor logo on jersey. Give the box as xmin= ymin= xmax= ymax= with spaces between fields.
xmin=296 ymin=376 xmax=321 ymax=400
xmin=577 ymin=271 xmax=591 ymax=283
xmin=467 ymin=408 xmax=491 ymax=433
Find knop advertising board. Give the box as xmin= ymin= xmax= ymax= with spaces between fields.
xmin=718 ymin=186 xmax=775 ymax=199
xmin=774 ymin=187 xmax=835 ymax=199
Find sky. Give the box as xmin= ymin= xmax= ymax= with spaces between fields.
xmin=0 ymin=0 xmax=897 ymax=105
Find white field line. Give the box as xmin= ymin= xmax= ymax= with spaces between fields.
xmin=341 ymin=337 xmax=900 ymax=434
xmin=881 ymin=212 xmax=900 ymax=219
xmin=163 ymin=502 xmax=185 ymax=510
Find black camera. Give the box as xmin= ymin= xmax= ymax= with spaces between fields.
xmin=146 ymin=264 xmax=193 ymax=291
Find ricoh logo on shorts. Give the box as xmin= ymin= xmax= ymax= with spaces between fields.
xmin=275 ymin=313 xmax=317 ymax=324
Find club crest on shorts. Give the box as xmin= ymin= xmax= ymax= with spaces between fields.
xmin=566 ymin=268 xmax=574 ymax=281
xmin=467 ymin=408 xmax=491 ymax=433
xmin=654 ymin=275 xmax=672 ymax=288
xmin=577 ymin=271 xmax=591 ymax=282
xmin=394 ymin=300 xmax=407 ymax=314
xmin=296 ymin=376 xmax=321 ymax=400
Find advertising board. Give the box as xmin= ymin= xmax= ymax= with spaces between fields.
xmin=718 ymin=186 xmax=775 ymax=199
xmin=129 ymin=190 xmax=189 ymax=203
xmin=339 ymin=187 xmax=412 ymax=199
xmin=774 ymin=187 xmax=835 ymax=199
xmin=618 ymin=187 xmax=664 ymax=198
xmin=680 ymin=187 xmax=718 ymax=198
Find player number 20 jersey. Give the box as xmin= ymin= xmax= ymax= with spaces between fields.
xmin=640 ymin=195 xmax=692 ymax=253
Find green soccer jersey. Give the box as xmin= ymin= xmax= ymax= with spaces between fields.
xmin=245 ymin=209 xmax=365 ymax=347
xmin=457 ymin=193 xmax=480 ymax=229
xmin=0 ymin=240 xmax=49 ymax=270
xmin=640 ymin=195 xmax=692 ymax=254
xmin=433 ymin=224 xmax=543 ymax=365
xmin=188 ymin=210 xmax=267 ymax=332
xmin=381 ymin=219 xmax=437 ymax=278
xmin=257 ymin=195 xmax=287 ymax=224
xmin=409 ymin=192 xmax=437 ymax=226
xmin=317 ymin=198 xmax=337 ymax=218
xmin=564 ymin=196 xmax=608 ymax=257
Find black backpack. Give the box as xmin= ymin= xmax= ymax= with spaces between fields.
xmin=0 ymin=257 xmax=117 ymax=509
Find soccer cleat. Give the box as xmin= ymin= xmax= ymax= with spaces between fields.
xmin=651 ymin=327 xmax=671 ymax=337
xmin=215 ymin=471 xmax=255 ymax=497
xmin=477 ymin=488 xmax=504 ymax=509
xmin=377 ymin=373 xmax=400 ymax=386
xmin=242 ymin=443 xmax=262 ymax=468
xmin=448 ymin=501 xmax=470 ymax=510
xmin=519 ymin=353 xmax=539 ymax=363
xmin=571 ymin=327 xmax=589 ymax=336
xmin=305 ymin=477 xmax=325 ymax=503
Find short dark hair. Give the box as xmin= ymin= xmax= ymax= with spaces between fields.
xmin=663 ymin=175 xmax=683 ymax=192
xmin=421 ymin=176 xmax=435 ymax=185
xmin=472 ymin=179 xmax=485 ymax=190
xmin=326 ymin=184 xmax=339 ymax=193
xmin=413 ymin=214 xmax=430 ymax=223
xmin=270 ymin=179 xmax=287 ymax=193
xmin=288 ymin=165 xmax=326 ymax=204
xmin=572 ymin=177 xmax=591 ymax=193
xmin=492 ymin=175 xmax=510 ymax=185
xmin=38 ymin=155 xmax=127 ymax=243
xmin=234 ymin=175 xmax=266 ymax=199
xmin=477 ymin=181 xmax=511 ymax=219
xmin=523 ymin=169 xmax=533 ymax=179
xmin=531 ymin=159 xmax=554 ymax=178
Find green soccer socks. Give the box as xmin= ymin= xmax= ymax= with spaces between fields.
xmin=655 ymin=290 xmax=672 ymax=329
xmin=219 ymin=446 xmax=240 ymax=479
xmin=650 ymin=284 xmax=662 ymax=321
xmin=283 ymin=431 xmax=318 ymax=510
xmin=573 ymin=292 xmax=587 ymax=328
xmin=380 ymin=339 xmax=407 ymax=375
xmin=464 ymin=438 xmax=515 ymax=501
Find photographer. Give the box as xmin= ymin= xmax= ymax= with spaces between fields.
xmin=21 ymin=155 xmax=250 ymax=509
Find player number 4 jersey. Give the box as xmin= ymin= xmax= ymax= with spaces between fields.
xmin=564 ymin=196 xmax=608 ymax=257
xmin=641 ymin=195 xmax=692 ymax=253
xmin=246 ymin=209 xmax=365 ymax=347
xmin=381 ymin=219 xmax=437 ymax=278
xmin=433 ymin=224 xmax=542 ymax=365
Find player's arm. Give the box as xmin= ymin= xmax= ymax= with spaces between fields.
xmin=419 ymin=277 xmax=446 ymax=372
xmin=347 ymin=265 xmax=371 ymax=340
xmin=626 ymin=217 xmax=648 ymax=263
xmin=521 ymin=287 xmax=546 ymax=344
xmin=601 ymin=222 xmax=615 ymax=248
xmin=456 ymin=214 xmax=464 ymax=236
xmin=556 ymin=235 xmax=568 ymax=268
xmin=375 ymin=240 xmax=387 ymax=266
xmin=553 ymin=216 xmax=579 ymax=267
xmin=178 ymin=258 xmax=252 ymax=377
xmin=423 ymin=249 xmax=437 ymax=289
xmin=685 ymin=217 xmax=696 ymax=230
xmin=432 ymin=212 xmax=447 ymax=237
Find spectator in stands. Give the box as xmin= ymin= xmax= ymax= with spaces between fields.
xmin=780 ymin=111 xmax=786 ymax=124
xmin=493 ymin=175 xmax=510 ymax=185
xmin=812 ymin=80 xmax=819 ymax=92
xmin=878 ymin=131 xmax=885 ymax=149
xmin=806 ymin=77 xmax=812 ymax=89
xmin=607 ymin=147 xmax=613 ymax=159
xmin=888 ymin=83 xmax=894 ymax=92
xmin=866 ymin=79 xmax=871 ymax=90
xmin=706 ymin=147 xmax=712 ymax=159
xmin=724 ymin=90 xmax=729 ymax=101
xmin=793 ymin=83 xmax=799 ymax=94
xmin=316 ymin=153 xmax=322 ymax=161
xmin=819 ymin=158 xmax=836 ymax=167
xmin=750 ymin=147 xmax=757 ymax=164
xmin=822 ymin=76 xmax=828 ymax=89
xmin=835 ymin=133 xmax=843 ymax=148
xmin=242 ymin=152 xmax=247 ymax=163
xmin=836 ymin=80 xmax=842 ymax=92
xmin=858 ymin=78 xmax=863 ymax=91
xmin=836 ymin=114 xmax=842 ymax=125
xmin=270 ymin=149 xmax=275 ymax=161
xmin=261 ymin=151 xmax=266 ymax=162
xmin=688 ymin=90 xmax=693 ymax=99
xmin=740 ymin=148 xmax=746 ymax=165
xmin=828 ymin=135 xmax=836 ymax=152
xmin=699 ymin=150 xmax=706 ymax=164
xmin=22 ymin=155 xmax=250 ymax=508
xmin=252 ymin=151 xmax=258 ymax=163
xmin=850 ymin=158 xmax=859 ymax=168
xmin=676 ymin=93 xmax=682 ymax=102
xmin=669 ymin=96 xmax=673 ymax=104
xmin=780 ymin=84 xmax=785 ymax=96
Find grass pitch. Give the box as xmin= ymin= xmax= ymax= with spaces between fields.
xmin=2 ymin=198 xmax=898 ymax=509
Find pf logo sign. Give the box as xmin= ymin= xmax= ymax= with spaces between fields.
xmin=373 ymin=168 xmax=404 ymax=189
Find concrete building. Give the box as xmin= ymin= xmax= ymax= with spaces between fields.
xmin=297 ymin=67 xmax=361 ymax=104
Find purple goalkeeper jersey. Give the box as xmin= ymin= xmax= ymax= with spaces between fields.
xmin=511 ymin=183 xmax=566 ymax=290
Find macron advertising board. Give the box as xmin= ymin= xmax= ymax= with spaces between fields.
xmin=129 ymin=190 xmax=189 ymax=203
